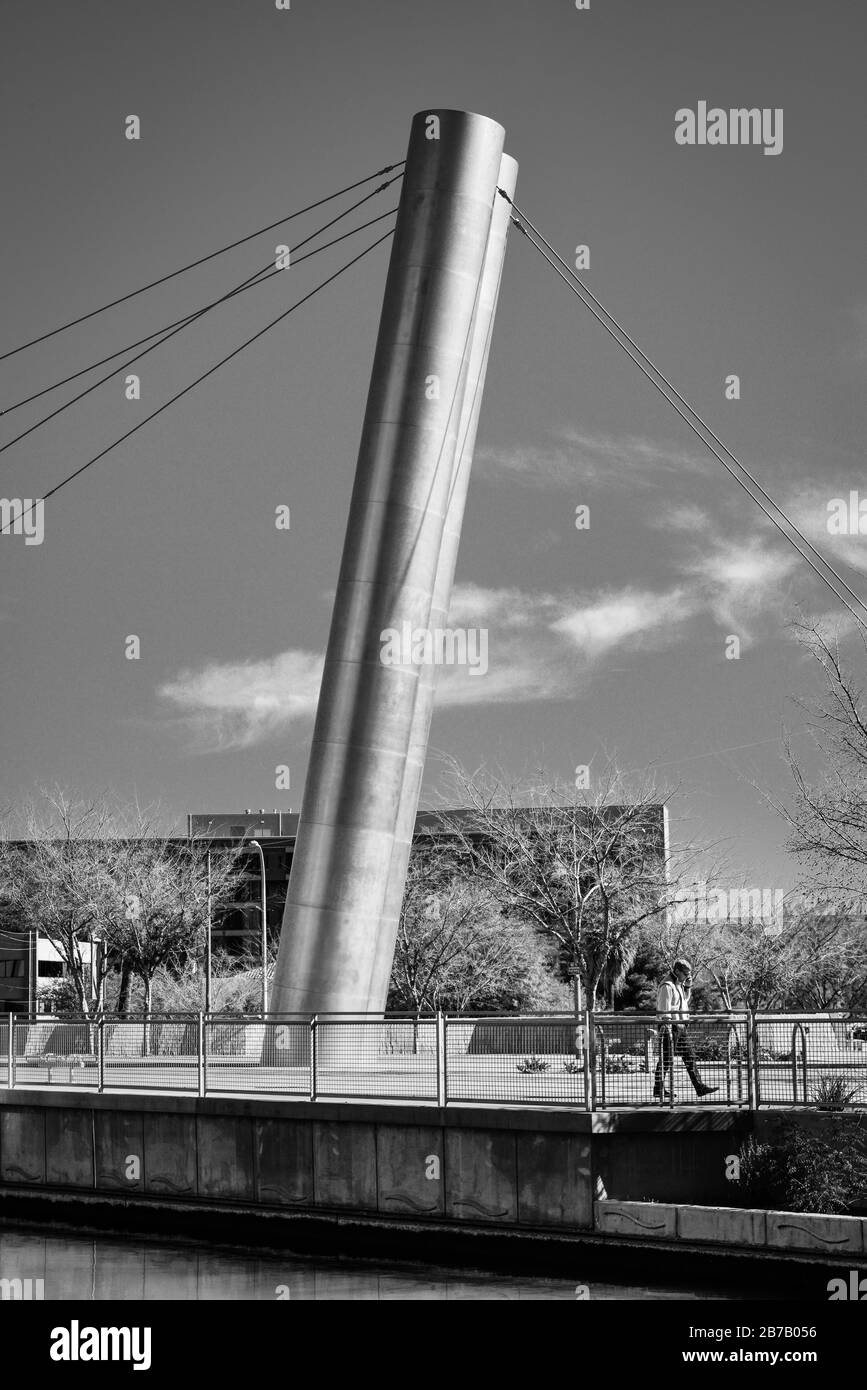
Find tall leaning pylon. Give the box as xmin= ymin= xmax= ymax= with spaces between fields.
xmin=367 ymin=152 xmax=518 ymax=1011
xmin=271 ymin=110 xmax=515 ymax=1015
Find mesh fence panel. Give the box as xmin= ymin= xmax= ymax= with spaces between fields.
xmin=754 ymin=1015 xmax=867 ymax=1107
xmin=11 ymin=1017 xmax=97 ymax=1088
xmin=594 ymin=1014 xmax=749 ymax=1108
xmin=314 ymin=1020 xmax=438 ymax=1100
xmin=101 ymin=1016 xmax=199 ymax=1092
xmin=0 ymin=1018 xmax=8 ymax=1087
xmin=204 ymin=1018 xmax=311 ymax=1095
xmin=445 ymin=1017 xmax=587 ymax=1106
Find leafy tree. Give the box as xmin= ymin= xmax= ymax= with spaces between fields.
xmin=616 ymin=936 xmax=668 ymax=1011
xmin=36 ymin=977 xmax=80 ymax=1016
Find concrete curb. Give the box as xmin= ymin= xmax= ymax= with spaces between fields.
xmin=596 ymin=1199 xmax=867 ymax=1254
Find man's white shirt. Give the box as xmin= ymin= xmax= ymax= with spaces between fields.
xmin=657 ymin=978 xmax=690 ymax=1022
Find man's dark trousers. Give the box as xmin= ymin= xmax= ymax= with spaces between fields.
xmin=654 ymin=1024 xmax=702 ymax=1094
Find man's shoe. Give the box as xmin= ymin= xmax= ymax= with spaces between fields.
xmin=652 ymin=1087 xmax=672 ymax=1100
xmin=694 ymin=1083 xmax=719 ymax=1097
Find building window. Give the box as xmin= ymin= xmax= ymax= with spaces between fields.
xmin=0 ymin=960 xmax=26 ymax=978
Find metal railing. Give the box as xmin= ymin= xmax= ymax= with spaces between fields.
xmin=751 ymin=1013 xmax=867 ymax=1108
xmin=1 ymin=1010 xmax=864 ymax=1111
xmin=593 ymin=1012 xmax=751 ymax=1108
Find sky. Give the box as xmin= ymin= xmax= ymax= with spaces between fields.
xmin=2 ymin=0 xmax=866 ymax=891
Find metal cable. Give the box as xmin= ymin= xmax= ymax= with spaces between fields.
xmin=506 ymin=196 xmax=867 ymax=630
xmin=1 ymin=177 xmax=402 ymax=454
xmin=0 ymin=162 xmax=405 ymax=362
xmin=0 ymin=228 xmax=395 ymax=534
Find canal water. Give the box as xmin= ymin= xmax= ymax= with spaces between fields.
xmin=0 ymin=1224 xmax=748 ymax=1300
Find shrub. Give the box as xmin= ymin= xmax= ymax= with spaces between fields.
xmin=812 ymin=1076 xmax=862 ymax=1110
xmin=784 ymin=1123 xmax=867 ymax=1213
xmin=516 ymin=1056 xmax=549 ymax=1074
xmin=563 ymin=1053 xmax=645 ymax=1075
xmin=735 ymin=1121 xmax=867 ymax=1214
xmin=602 ymin=1053 xmax=645 ymax=1074
xmin=735 ymin=1137 xmax=789 ymax=1209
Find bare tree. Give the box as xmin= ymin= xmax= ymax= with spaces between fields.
xmin=783 ymin=901 xmax=867 ymax=1012
xmin=757 ymin=615 xmax=867 ymax=1012
xmin=0 ymin=789 xmax=119 ymax=1014
xmin=389 ymin=842 xmax=567 ymax=1013
xmin=107 ymin=835 xmax=242 ymax=1015
xmin=776 ymin=616 xmax=867 ymax=894
xmin=0 ymin=789 xmax=243 ymax=1018
xmin=433 ymin=758 xmax=704 ymax=1011
xmin=140 ymin=943 xmax=280 ymax=1015
xmin=698 ymin=915 xmax=795 ymax=1012
xmin=653 ymin=890 xmax=867 ymax=1014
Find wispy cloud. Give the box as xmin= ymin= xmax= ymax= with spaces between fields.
xmin=434 ymin=655 xmax=568 ymax=708
xmin=679 ymin=539 xmax=798 ymax=643
xmin=438 ymin=583 xmax=585 ymax=708
xmin=446 ymin=582 xmax=561 ymax=629
xmin=155 ymin=540 xmax=803 ymax=751
xmin=156 ymin=580 xmax=695 ymax=750
xmin=158 ymin=650 xmax=323 ymax=751
xmin=475 ymin=428 xmax=710 ymax=491
xmin=157 ymin=500 xmax=816 ymax=761
xmin=551 ymin=587 xmax=696 ymax=657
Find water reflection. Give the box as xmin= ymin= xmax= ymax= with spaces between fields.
xmin=0 ymin=1226 xmax=741 ymax=1300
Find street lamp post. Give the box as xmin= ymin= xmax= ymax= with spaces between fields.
xmin=88 ymin=925 xmax=106 ymax=1014
xmin=29 ymin=927 xmax=38 ymax=1015
xmin=248 ymin=841 xmax=268 ymax=1016
xmin=205 ymin=848 xmax=212 ymax=1016
xmin=191 ymin=836 xmax=213 ymax=1015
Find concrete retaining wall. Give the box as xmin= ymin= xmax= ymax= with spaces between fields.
xmin=0 ymin=1090 xmax=597 ymax=1234
xmin=1 ymin=1089 xmax=862 ymax=1267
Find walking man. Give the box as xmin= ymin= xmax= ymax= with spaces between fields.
xmin=653 ymin=959 xmax=718 ymax=1100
